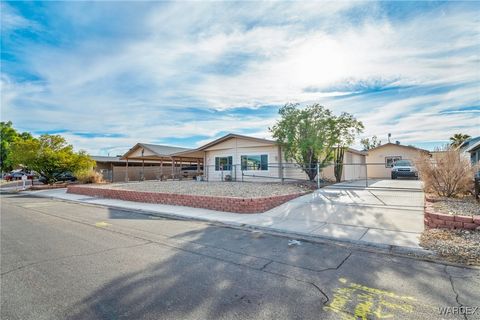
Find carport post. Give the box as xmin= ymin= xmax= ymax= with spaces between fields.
xmin=365 ymin=164 xmax=368 ymax=187
xmin=141 ymin=149 xmax=145 ymax=181
xmin=125 ymin=158 xmax=129 ymax=182
xmin=159 ymin=160 xmax=163 ymax=180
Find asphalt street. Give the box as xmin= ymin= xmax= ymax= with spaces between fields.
xmin=1 ymin=193 xmax=479 ymax=320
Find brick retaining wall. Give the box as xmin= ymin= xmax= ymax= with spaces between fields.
xmin=67 ymin=185 xmax=309 ymax=213
xmin=424 ymin=198 xmax=480 ymax=230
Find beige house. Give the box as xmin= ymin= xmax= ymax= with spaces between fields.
xmin=364 ymin=143 xmax=430 ymax=178
xmin=175 ymin=133 xmax=369 ymax=182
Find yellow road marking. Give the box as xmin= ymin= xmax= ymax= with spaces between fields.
xmin=94 ymin=221 xmax=111 ymax=228
xmin=324 ymin=278 xmax=417 ymax=319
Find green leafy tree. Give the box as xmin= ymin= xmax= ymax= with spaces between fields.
xmin=0 ymin=121 xmax=33 ymax=172
xmin=360 ymin=135 xmax=381 ymax=151
xmin=270 ymin=103 xmax=363 ymax=181
xmin=449 ymin=133 xmax=471 ymax=148
xmin=9 ymin=134 xmax=94 ymax=184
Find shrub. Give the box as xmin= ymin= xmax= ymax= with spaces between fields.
xmin=416 ymin=147 xmax=477 ymax=197
xmin=75 ymin=169 xmax=105 ymax=184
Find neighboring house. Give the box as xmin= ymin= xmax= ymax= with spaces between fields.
xmin=460 ymin=136 xmax=480 ymax=165
xmin=466 ymin=141 xmax=480 ymax=166
xmin=364 ymin=143 xmax=430 ymax=179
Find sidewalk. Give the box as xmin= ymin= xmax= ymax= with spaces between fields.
xmin=24 ymin=186 xmax=426 ymax=252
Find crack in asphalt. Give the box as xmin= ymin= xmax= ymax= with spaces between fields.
xmin=259 ymin=260 xmax=273 ymax=271
xmin=316 ymin=252 xmax=353 ymax=273
xmin=1 ymin=241 xmax=153 ymax=276
xmin=445 ymin=265 xmax=469 ymax=320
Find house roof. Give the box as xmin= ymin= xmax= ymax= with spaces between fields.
xmin=460 ymin=136 xmax=480 ymax=150
xmin=197 ymin=133 xmax=277 ymax=151
xmin=122 ymin=143 xmax=192 ymax=159
xmin=466 ymin=139 xmax=480 ymax=153
xmin=171 ymin=133 xmax=277 ymax=156
xmin=366 ymin=142 xmax=430 ymax=154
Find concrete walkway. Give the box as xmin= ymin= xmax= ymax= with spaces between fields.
xmin=24 ymin=179 xmax=425 ymax=251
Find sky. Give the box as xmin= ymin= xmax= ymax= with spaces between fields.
xmin=1 ymin=1 xmax=479 ymax=156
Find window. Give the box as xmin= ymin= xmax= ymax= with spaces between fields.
xmin=385 ymin=156 xmax=402 ymax=168
xmin=215 ymin=156 xmax=232 ymax=171
xmin=241 ymin=154 xmax=268 ymax=171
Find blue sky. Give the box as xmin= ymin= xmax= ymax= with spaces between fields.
xmin=1 ymin=1 xmax=479 ymax=155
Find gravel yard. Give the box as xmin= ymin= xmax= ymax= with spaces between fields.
xmin=95 ymin=181 xmax=310 ymax=198
xmin=420 ymin=229 xmax=480 ymax=266
xmin=432 ymin=196 xmax=480 ymax=216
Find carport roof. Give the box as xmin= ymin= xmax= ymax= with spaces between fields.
xmin=122 ymin=143 xmax=193 ymax=160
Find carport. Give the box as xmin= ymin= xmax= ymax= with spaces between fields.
xmin=121 ymin=143 xmax=204 ymax=182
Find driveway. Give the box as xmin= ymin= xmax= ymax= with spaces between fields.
xmin=253 ymin=179 xmax=425 ymax=248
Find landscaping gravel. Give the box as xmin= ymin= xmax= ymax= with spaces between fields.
xmin=95 ymin=181 xmax=310 ymax=198
xmin=420 ymin=229 xmax=480 ymax=266
xmin=433 ymin=196 xmax=480 ymax=216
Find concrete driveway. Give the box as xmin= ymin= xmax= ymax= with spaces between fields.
xmin=252 ymin=179 xmax=425 ymax=248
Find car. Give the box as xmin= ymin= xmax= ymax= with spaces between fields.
xmin=391 ymin=160 xmax=418 ymax=179
xmin=181 ymin=165 xmax=204 ymax=179
xmin=4 ymin=170 xmax=36 ymax=181
xmin=39 ymin=172 xmax=77 ymax=184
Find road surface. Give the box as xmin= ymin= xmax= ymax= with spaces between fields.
xmin=1 ymin=193 xmax=479 ymax=319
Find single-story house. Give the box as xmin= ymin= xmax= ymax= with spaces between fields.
xmin=364 ymin=143 xmax=430 ymax=178
xmin=109 ymin=133 xmax=431 ymax=182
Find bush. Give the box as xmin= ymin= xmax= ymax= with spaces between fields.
xmin=416 ymin=147 xmax=477 ymax=197
xmin=75 ymin=169 xmax=105 ymax=184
